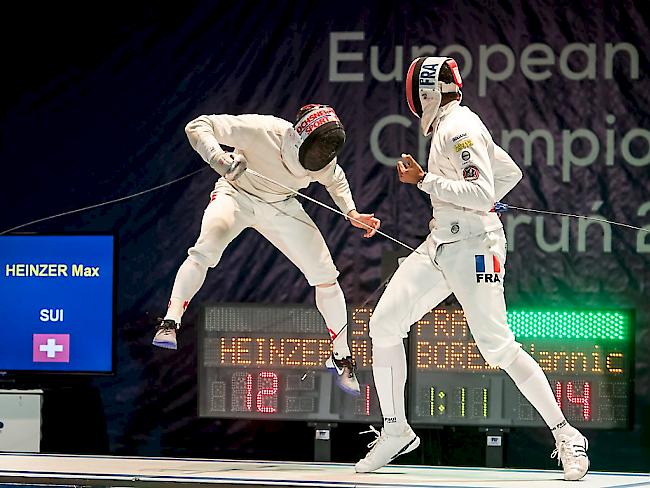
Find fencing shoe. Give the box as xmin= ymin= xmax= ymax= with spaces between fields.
xmin=355 ymin=425 xmax=420 ymax=473
xmin=551 ymin=432 xmax=589 ymax=481
xmin=152 ymin=318 xmax=179 ymax=350
xmin=325 ymin=354 xmax=360 ymax=394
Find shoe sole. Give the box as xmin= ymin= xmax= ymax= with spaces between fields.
xmin=337 ymin=380 xmax=361 ymax=396
xmin=152 ymin=340 xmax=177 ymax=350
xmin=564 ymin=461 xmax=589 ymax=481
xmin=355 ymin=435 xmax=421 ymax=473
xmin=390 ymin=435 xmax=420 ymax=461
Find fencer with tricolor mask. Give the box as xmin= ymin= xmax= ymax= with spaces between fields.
xmin=367 ymin=56 xmax=524 ymax=358
xmin=357 ymin=56 xmax=589 ymax=480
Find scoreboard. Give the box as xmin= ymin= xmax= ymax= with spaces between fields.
xmin=198 ymin=305 xmax=381 ymax=422
xmin=409 ymin=309 xmax=632 ymax=428
xmin=198 ymin=305 xmax=632 ymax=429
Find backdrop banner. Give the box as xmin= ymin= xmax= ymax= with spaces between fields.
xmin=0 ymin=1 xmax=648 ymax=470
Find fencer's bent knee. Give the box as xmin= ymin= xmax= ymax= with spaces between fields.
xmin=187 ymin=217 xmax=234 ymax=269
xmin=304 ymin=265 xmax=339 ymax=287
xmin=369 ymin=328 xmax=404 ymax=347
xmin=368 ymin=309 xmax=405 ymax=347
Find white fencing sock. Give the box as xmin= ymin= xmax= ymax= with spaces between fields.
xmin=372 ymin=341 xmax=408 ymax=435
xmin=164 ymin=258 xmax=208 ymax=324
xmin=315 ymin=282 xmax=351 ymax=359
xmin=504 ymin=349 xmax=580 ymax=441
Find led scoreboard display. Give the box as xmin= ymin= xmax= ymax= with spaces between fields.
xmin=199 ymin=305 xmax=632 ymax=428
xmin=410 ymin=309 xmax=632 ymax=429
xmin=198 ymin=305 xmax=381 ymax=422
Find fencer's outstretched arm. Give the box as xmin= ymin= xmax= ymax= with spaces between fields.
xmin=417 ymin=131 xmax=496 ymax=212
xmin=493 ymin=144 xmax=523 ymax=200
xmin=314 ymin=162 xmax=357 ymax=215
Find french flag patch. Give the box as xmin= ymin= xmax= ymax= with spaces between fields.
xmin=475 ymin=255 xmax=501 ymax=273
xmin=475 ymin=254 xmax=502 ymax=283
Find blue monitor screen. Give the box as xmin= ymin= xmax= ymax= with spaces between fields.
xmin=0 ymin=235 xmax=114 ymax=373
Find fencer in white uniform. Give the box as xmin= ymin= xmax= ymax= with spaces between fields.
xmin=355 ymin=57 xmax=590 ymax=480
xmin=153 ymin=104 xmax=380 ymax=394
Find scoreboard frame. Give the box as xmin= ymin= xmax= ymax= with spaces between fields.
xmin=197 ymin=303 xmax=634 ymax=430
xmin=197 ymin=303 xmax=382 ymax=423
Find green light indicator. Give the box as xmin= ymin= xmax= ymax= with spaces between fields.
xmin=507 ymin=310 xmax=630 ymax=340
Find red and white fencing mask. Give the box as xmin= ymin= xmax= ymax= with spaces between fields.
xmin=406 ymin=57 xmax=462 ymax=135
xmin=293 ymin=104 xmax=346 ymax=171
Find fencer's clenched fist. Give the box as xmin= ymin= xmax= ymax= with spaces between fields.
xmin=209 ymin=152 xmax=248 ymax=181
xmin=397 ymin=153 xmax=425 ymax=185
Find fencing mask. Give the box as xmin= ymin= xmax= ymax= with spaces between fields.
xmin=293 ymin=104 xmax=346 ymax=171
xmin=406 ymin=57 xmax=463 ymax=135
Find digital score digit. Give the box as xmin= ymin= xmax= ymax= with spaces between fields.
xmin=409 ymin=309 xmax=632 ymax=429
xmin=198 ymin=305 xmax=381 ymax=422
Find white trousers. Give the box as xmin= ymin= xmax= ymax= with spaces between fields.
xmin=369 ymin=228 xmax=520 ymax=368
xmin=184 ymin=179 xmax=339 ymax=286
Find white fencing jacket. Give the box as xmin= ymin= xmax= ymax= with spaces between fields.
xmin=185 ymin=114 xmax=356 ymax=215
xmin=417 ymin=101 xmax=523 ymax=242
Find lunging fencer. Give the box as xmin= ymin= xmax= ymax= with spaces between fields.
xmin=153 ymin=104 xmax=380 ymax=394
xmin=356 ymin=57 xmax=590 ymax=480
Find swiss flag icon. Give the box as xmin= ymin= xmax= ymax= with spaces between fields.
xmin=33 ymin=334 xmax=70 ymax=363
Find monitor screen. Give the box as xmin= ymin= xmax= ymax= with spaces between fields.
xmin=0 ymin=235 xmax=115 ymax=374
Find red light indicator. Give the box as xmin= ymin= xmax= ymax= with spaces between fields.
xmin=365 ymin=384 xmax=371 ymax=416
